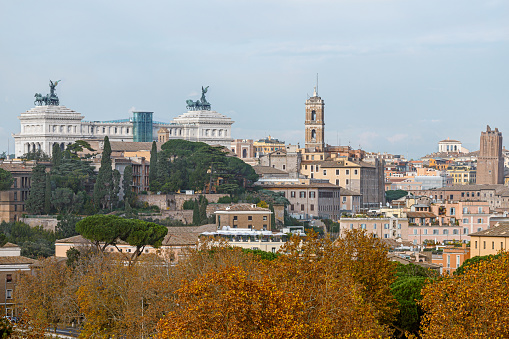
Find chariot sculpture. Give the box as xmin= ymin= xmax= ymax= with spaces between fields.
xmin=34 ymin=80 xmax=60 ymax=106
xmin=186 ymin=86 xmax=211 ymax=111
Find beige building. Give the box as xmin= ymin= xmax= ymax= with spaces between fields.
xmin=339 ymin=217 xmax=409 ymax=240
xmin=339 ymin=188 xmax=361 ymax=215
xmin=214 ymin=204 xmax=272 ymax=230
xmin=0 ymin=162 xmax=36 ymax=222
xmin=300 ymin=158 xmax=384 ymax=209
xmin=261 ymin=181 xmax=341 ymax=220
xmin=447 ymin=166 xmax=476 ymax=185
xmin=470 ymin=222 xmax=509 ymax=257
xmin=254 ymin=136 xmax=285 ymax=158
xmin=0 ymin=242 xmax=36 ymax=316
xmin=258 ymin=149 xmax=302 ymax=174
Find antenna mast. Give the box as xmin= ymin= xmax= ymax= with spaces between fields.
xmin=316 ymin=73 xmax=319 ymax=96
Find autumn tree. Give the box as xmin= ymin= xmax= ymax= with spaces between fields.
xmin=419 ymin=251 xmax=509 ymax=338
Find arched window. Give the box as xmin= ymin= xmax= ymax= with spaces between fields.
xmin=311 ymin=129 xmax=316 ymax=140
xmin=311 ymin=110 xmax=316 ymax=121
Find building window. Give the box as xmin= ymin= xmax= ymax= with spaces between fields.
xmin=263 ymin=216 xmax=267 ymax=221
xmin=447 ymin=255 xmax=450 ymax=268
xmin=290 ymin=204 xmax=294 ymax=211
xmin=423 ymin=229 xmax=428 ymax=235
xmin=346 ymin=179 xmax=349 ymax=185
xmin=6 ymin=274 xmax=12 ymax=283
xmin=335 ymin=179 xmax=339 ymax=185
xmin=14 ymin=192 xmax=17 ymax=201
xmin=323 ymin=170 xmax=326 ymax=175
xmin=502 ymin=242 xmax=504 ymax=250
xmin=336 ymin=169 xmax=339 ymax=175
xmin=310 ymin=204 xmax=314 ymax=211
xmin=309 ymin=192 xmax=315 ymax=198
xmin=263 ymin=225 xmax=267 ymax=230
xmin=492 ymin=241 xmax=495 ymax=249
xmin=272 ymin=247 xmax=276 ymax=253
xmin=291 ymin=191 xmax=296 ymax=198
xmin=453 ymin=229 xmax=458 ymax=235
xmin=346 ymin=170 xmax=350 ymax=175
xmin=6 ymin=290 xmax=12 ymax=299
xmin=464 ymin=228 xmax=468 ymax=235
xmin=354 ymin=169 xmax=358 ymax=175
xmin=301 ymin=204 xmax=305 ymax=211
xmin=300 ymin=192 xmax=306 ymax=198
xmin=475 ymin=241 xmax=477 ymax=249
xmin=248 ymin=216 xmax=252 ymax=221
xmin=483 ymin=241 xmax=486 ymax=249
xmin=433 ymin=229 xmax=439 ymax=235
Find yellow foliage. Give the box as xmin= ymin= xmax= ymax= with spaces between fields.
xmin=419 ymin=251 xmax=509 ymax=338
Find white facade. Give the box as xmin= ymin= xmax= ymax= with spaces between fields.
xmin=438 ymin=138 xmax=469 ymax=154
xmin=13 ymin=105 xmax=234 ymax=157
xmin=161 ymin=110 xmax=234 ymax=148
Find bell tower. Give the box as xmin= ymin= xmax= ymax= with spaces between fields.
xmin=305 ymin=87 xmax=325 ymax=151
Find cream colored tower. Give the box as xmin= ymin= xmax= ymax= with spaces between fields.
xmin=304 ymin=87 xmax=325 ymax=152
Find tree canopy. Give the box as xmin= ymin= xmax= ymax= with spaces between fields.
xmin=76 ymin=214 xmax=168 ymax=265
xmin=419 ymin=251 xmax=509 ymax=338
xmin=151 ymin=140 xmax=258 ymax=195
xmin=0 ymin=168 xmax=13 ymax=191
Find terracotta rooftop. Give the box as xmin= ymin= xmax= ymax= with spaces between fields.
xmin=0 ymin=163 xmax=35 ymax=172
xmin=470 ymin=223 xmax=509 ymax=237
xmin=339 ymin=188 xmax=361 ymax=196
xmin=1 ymin=242 xmax=20 ymax=248
xmin=406 ymin=211 xmax=437 ymax=218
xmin=252 ymin=165 xmax=288 ymax=175
xmin=0 ymin=256 xmax=36 ymax=265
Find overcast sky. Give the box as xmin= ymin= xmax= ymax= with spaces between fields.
xmin=1 ymin=0 xmax=508 ymax=158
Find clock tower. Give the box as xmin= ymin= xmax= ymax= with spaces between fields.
xmin=304 ymin=87 xmax=325 ymax=151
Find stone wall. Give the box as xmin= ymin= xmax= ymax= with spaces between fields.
xmin=20 ymin=217 xmax=59 ymax=232
xmin=137 ymin=193 xmax=229 ymax=211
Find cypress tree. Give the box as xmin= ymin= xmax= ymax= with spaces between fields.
xmin=51 ymin=143 xmax=62 ymax=168
xmin=25 ymin=164 xmax=47 ymax=214
xmin=111 ymin=169 xmax=121 ymax=210
xmin=192 ymin=199 xmax=200 ymax=226
xmin=149 ymin=141 xmax=158 ymax=192
xmin=44 ymin=173 xmax=52 ymax=214
xmin=122 ymin=164 xmax=134 ymax=205
xmin=199 ymin=195 xmax=208 ymax=224
xmin=269 ymin=203 xmax=276 ymax=230
xmin=93 ymin=136 xmax=113 ymax=210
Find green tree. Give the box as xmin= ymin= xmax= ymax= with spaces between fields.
xmin=51 ymin=188 xmax=75 ymax=213
xmin=51 ymin=143 xmax=63 ymax=168
xmin=75 ymin=215 xmax=167 ymax=265
xmin=122 ymin=164 xmax=134 ymax=205
xmin=111 ymin=169 xmax=121 ymax=209
xmin=65 ymin=140 xmax=95 ymax=159
xmin=192 ymin=199 xmax=200 ymax=225
xmin=56 ymin=213 xmax=81 ymax=239
xmin=44 ymin=173 xmax=52 ymax=214
xmin=0 ymin=168 xmax=13 ymax=191
xmin=385 ymin=190 xmax=408 ymax=202
xmin=25 ymin=164 xmax=47 ymax=214
xmin=22 ymin=149 xmax=51 ymax=161
xmin=199 ymin=195 xmax=208 ymax=224
xmin=93 ymin=136 xmax=113 ymax=210
xmin=149 ymin=141 xmax=158 ymax=192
